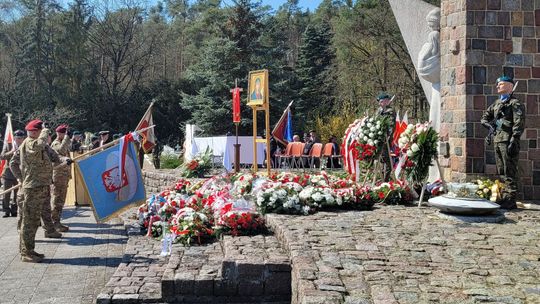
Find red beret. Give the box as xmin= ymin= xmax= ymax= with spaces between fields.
xmin=55 ymin=124 xmax=68 ymax=133
xmin=25 ymin=119 xmax=43 ymax=131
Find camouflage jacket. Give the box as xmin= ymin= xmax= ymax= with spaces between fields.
xmin=480 ymin=97 xmax=525 ymax=143
xmin=17 ymin=129 xmax=63 ymax=189
xmin=1 ymin=143 xmax=17 ymax=180
xmin=51 ymin=136 xmax=72 ymax=179
xmin=377 ymin=106 xmax=397 ymax=138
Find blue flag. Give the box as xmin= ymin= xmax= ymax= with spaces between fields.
xmin=284 ymin=110 xmax=293 ymax=142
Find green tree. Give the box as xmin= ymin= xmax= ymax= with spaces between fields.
xmin=295 ymin=22 xmax=336 ymax=129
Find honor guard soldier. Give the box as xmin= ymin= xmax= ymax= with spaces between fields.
xmin=16 ymin=120 xmax=71 ymax=262
xmin=51 ymin=124 xmax=72 ymax=232
xmin=480 ymin=75 xmax=525 ymax=209
xmin=1 ymin=130 xmax=26 ymax=217
xmin=376 ymin=93 xmax=396 ymax=182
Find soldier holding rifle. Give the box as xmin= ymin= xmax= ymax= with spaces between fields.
xmin=480 ymin=75 xmax=524 ymax=209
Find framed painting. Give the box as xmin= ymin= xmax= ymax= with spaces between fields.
xmin=247 ymin=69 xmax=269 ymax=106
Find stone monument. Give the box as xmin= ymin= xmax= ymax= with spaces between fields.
xmin=391 ymin=1 xmax=540 ymax=200
xmin=389 ymin=0 xmax=441 ymax=181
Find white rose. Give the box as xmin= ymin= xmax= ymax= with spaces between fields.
xmin=368 ymin=133 xmax=374 ymax=138
xmin=367 ymin=123 xmax=373 ymax=128
xmin=363 ymin=136 xmax=368 ymax=141
xmin=411 ymin=143 xmax=420 ymax=152
xmin=374 ymin=140 xmax=379 ymax=145
xmin=368 ymin=140 xmax=374 ymax=146
xmin=407 ymin=150 xmax=413 ymax=157
xmin=370 ymin=126 xmax=376 ymax=132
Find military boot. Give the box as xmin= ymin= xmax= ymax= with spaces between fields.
xmin=54 ymin=222 xmax=69 ymax=232
xmin=44 ymin=230 xmax=62 ymax=238
xmin=21 ymin=254 xmax=43 ymax=263
xmin=29 ymin=251 xmax=45 ymax=259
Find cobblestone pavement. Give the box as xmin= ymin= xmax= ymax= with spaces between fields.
xmin=266 ymin=205 xmax=540 ymax=304
xmin=0 ymin=206 xmax=127 ymax=304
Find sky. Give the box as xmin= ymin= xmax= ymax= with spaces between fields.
xmin=222 ymin=0 xmax=322 ymax=12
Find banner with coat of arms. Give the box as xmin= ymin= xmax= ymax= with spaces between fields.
xmin=76 ymin=142 xmax=146 ymax=222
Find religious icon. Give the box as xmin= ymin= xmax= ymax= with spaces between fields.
xmin=247 ymin=70 xmax=268 ymax=106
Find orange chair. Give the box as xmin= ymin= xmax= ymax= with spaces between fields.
xmin=322 ymin=143 xmax=342 ymax=169
xmin=290 ymin=142 xmax=305 ymax=169
xmin=277 ymin=142 xmax=294 ymax=169
xmin=302 ymin=143 xmax=323 ymax=169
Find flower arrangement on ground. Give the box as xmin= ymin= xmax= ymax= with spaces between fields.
xmin=180 ymin=147 xmax=213 ymax=178
xmin=365 ymin=180 xmax=413 ymax=205
xmin=299 ymin=186 xmax=338 ymax=208
xmin=255 ymin=182 xmax=308 ymax=215
xmin=397 ymin=122 xmax=439 ymax=182
xmin=476 ymin=178 xmax=505 ymax=202
xmin=219 ymin=211 xmax=266 ymax=236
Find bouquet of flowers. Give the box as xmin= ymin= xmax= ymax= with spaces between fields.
xmin=271 ymin=172 xmax=310 ymax=187
xmin=230 ymin=172 xmax=256 ymax=197
xmin=366 ymin=180 xmax=413 ymax=205
xmin=170 ymin=207 xmax=214 ymax=245
xmin=355 ymin=115 xmax=391 ymax=164
xmin=256 ymin=182 xmax=308 ymax=214
xmin=180 ymin=147 xmax=213 ymax=178
xmin=174 ymin=178 xmax=193 ymax=195
xmin=397 ymin=122 xmax=439 ymax=182
xmin=219 ymin=211 xmax=266 ymax=236
xmin=476 ymin=179 xmax=505 ymax=202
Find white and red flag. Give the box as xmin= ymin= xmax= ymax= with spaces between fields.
xmin=117 ymin=131 xmax=138 ymax=190
xmin=136 ymin=102 xmax=157 ymax=153
xmin=0 ymin=114 xmax=14 ymax=175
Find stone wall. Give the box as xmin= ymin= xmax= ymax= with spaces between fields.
xmin=142 ymin=170 xmax=180 ymax=194
xmin=440 ymin=0 xmax=540 ymax=198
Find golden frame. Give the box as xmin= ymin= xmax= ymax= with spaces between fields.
xmin=247 ymin=69 xmax=268 ymax=106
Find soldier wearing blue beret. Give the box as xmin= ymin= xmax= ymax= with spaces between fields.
xmin=480 ymin=75 xmax=525 ymax=209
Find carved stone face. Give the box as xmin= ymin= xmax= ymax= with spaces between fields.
xmin=426 ymin=8 xmax=441 ymax=31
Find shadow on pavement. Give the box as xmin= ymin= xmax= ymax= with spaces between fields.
xmin=36 ymin=236 xmax=127 ymax=246
xmin=45 ymin=256 xmax=123 ymax=266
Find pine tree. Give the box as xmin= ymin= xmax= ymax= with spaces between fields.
xmin=295 ymin=22 xmax=336 ymax=129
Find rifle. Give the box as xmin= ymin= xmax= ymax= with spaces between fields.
xmin=484 ymin=81 xmax=519 ymax=146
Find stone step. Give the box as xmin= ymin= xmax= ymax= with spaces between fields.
xmin=162 ymin=235 xmax=292 ymax=303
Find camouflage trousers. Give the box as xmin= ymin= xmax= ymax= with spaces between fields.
xmin=495 ymin=142 xmax=519 ymax=208
xmin=17 ymin=189 xmax=24 ymax=231
xmin=51 ymin=176 xmax=69 ymax=224
xmin=2 ymin=178 xmax=18 ymax=215
xmin=20 ymin=186 xmax=49 ymax=255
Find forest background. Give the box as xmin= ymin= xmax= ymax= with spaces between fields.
xmin=0 ymin=0 xmax=440 ymax=147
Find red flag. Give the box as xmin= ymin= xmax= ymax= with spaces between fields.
xmin=271 ymin=101 xmax=294 ymax=146
xmin=0 ymin=114 xmax=14 ymax=175
xmin=136 ymin=102 xmax=156 ymax=153
xmin=232 ymin=88 xmax=241 ymax=123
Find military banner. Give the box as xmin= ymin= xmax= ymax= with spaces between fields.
xmin=75 ymin=141 xmax=146 ymax=222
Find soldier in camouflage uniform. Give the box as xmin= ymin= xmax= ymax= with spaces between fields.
xmin=16 ymin=120 xmax=71 ymax=262
xmin=376 ymin=93 xmax=396 ymax=182
xmin=1 ymin=130 xmax=25 ymax=217
xmin=481 ymin=75 xmax=525 ymax=209
xmin=51 ymin=124 xmax=71 ymax=232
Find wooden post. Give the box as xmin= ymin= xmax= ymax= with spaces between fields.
xmin=265 ymin=102 xmax=271 ymax=176
xmin=252 ymin=107 xmax=258 ymax=172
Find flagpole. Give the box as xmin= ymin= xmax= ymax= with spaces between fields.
xmin=136 ymin=101 xmax=155 ymax=130
xmin=73 ymin=125 xmax=156 ymax=161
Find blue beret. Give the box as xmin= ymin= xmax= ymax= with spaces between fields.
xmin=377 ymin=93 xmax=391 ymax=101
xmin=496 ymin=75 xmax=514 ymax=84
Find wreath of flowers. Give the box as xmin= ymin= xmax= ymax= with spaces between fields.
xmin=355 ymin=115 xmax=391 ymax=164
xmin=397 ymin=122 xmax=439 ymax=182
